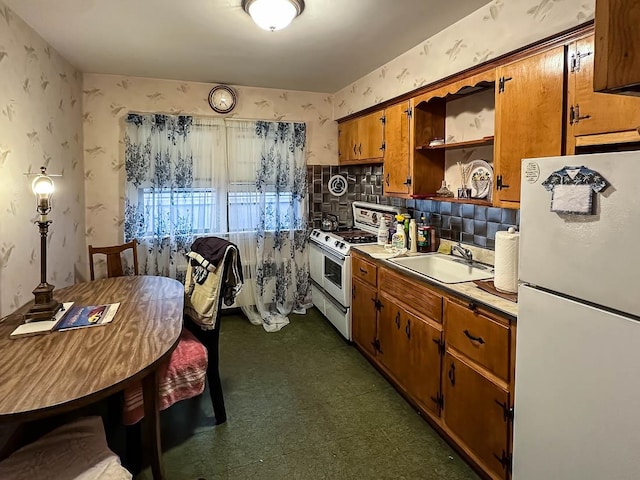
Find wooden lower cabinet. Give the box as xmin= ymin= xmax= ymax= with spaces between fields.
xmin=403 ymin=310 xmax=443 ymax=417
xmin=443 ymin=350 xmax=511 ymax=479
xmin=352 ymin=278 xmax=378 ymax=358
xmin=352 ymin=261 xmax=515 ymax=479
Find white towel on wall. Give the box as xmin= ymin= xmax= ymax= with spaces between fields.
xmin=550 ymin=184 xmax=592 ymax=214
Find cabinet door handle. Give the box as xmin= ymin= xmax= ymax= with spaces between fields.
xmin=395 ymin=312 xmax=400 ymax=329
xmin=353 ymin=144 xmax=357 ymax=155
xmin=405 ymin=318 xmax=411 ymax=339
xmin=464 ymin=329 xmax=485 ymax=345
xmin=467 ymin=302 xmax=477 ymax=311
xmin=359 ymin=267 xmax=368 ymax=274
xmin=385 ymin=173 xmax=390 ymax=186
xmin=358 ymin=143 xmax=362 ymax=155
xmin=448 ymin=362 xmax=456 ymax=386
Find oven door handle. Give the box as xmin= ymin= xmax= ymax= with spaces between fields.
xmin=309 ymin=241 xmax=346 ymax=263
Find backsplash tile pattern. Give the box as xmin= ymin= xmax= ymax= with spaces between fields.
xmin=308 ymin=165 xmax=519 ymax=250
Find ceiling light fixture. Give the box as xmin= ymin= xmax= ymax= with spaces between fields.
xmin=242 ymin=0 xmax=305 ymax=32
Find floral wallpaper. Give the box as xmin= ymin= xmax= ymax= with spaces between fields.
xmin=333 ymin=0 xmax=595 ymax=118
xmin=82 ymin=74 xmax=337 ymax=249
xmin=0 ymin=2 xmax=84 ymax=318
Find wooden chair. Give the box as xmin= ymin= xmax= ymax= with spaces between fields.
xmin=87 ymin=240 xmax=226 ymax=424
xmin=88 ymin=240 xmax=139 ymax=280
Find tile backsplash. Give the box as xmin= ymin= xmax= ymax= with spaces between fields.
xmin=307 ymin=165 xmax=519 ymax=250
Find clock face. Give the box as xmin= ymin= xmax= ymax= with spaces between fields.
xmin=208 ymin=85 xmax=237 ymax=113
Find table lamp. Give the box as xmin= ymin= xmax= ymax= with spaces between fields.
xmin=24 ymin=166 xmax=62 ymax=321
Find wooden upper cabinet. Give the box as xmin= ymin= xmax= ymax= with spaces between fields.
xmin=494 ymin=46 xmax=565 ymax=207
xmin=593 ymin=0 xmax=640 ymax=95
xmin=383 ymin=101 xmax=411 ymax=195
xmin=338 ymin=110 xmax=384 ymax=165
xmin=338 ymin=118 xmax=357 ymax=163
xmin=358 ymin=111 xmax=386 ymax=160
xmin=567 ymin=34 xmax=640 ymax=151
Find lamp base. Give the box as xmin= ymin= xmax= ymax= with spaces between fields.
xmin=24 ymin=282 xmax=62 ymax=322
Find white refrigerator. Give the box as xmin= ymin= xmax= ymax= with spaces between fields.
xmin=513 ymin=151 xmax=640 ymax=480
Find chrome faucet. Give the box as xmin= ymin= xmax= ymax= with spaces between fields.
xmin=452 ymin=243 xmax=473 ymax=265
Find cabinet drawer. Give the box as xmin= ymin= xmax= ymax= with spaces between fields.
xmin=379 ymin=267 xmax=442 ymax=323
xmin=444 ymin=298 xmax=510 ymax=382
xmin=352 ymin=255 xmax=377 ymax=287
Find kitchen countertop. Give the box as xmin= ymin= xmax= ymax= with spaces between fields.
xmin=352 ymin=244 xmax=518 ymax=320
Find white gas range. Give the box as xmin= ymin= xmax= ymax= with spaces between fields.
xmin=309 ymin=201 xmax=404 ymax=340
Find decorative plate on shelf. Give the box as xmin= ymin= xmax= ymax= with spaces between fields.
xmin=468 ymin=159 xmax=493 ymax=199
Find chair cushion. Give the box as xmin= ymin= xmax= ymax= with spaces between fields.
xmin=0 ymin=416 xmax=131 ymax=480
xmin=122 ymin=329 xmax=208 ymax=425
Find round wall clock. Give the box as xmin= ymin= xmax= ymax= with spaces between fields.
xmin=208 ymin=85 xmax=237 ymax=114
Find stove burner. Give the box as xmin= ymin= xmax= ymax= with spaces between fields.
xmin=335 ymin=230 xmax=377 ymax=244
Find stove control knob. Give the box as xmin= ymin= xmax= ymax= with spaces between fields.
xmin=340 ymin=242 xmax=346 ymax=249
xmin=325 ymin=235 xmax=329 ymax=241
xmin=334 ymin=240 xmax=340 ymax=247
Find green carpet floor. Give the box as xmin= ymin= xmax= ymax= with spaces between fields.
xmin=135 ymin=308 xmax=479 ymax=480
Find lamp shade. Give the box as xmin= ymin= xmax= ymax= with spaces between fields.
xmin=243 ymin=0 xmax=304 ymax=31
xmin=32 ymin=167 xmax=54 ymax=214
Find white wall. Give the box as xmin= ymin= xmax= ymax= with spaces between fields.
xmin=333 ymin=0 xmax=594 ymax=119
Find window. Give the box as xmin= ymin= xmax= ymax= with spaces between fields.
xmin=227 ymin=187 xmax=296 ymax=232
xmin=141 ymin=187 xmax=216 ymax=235
xmin=140 ymin=186 xmax=298 ymax=235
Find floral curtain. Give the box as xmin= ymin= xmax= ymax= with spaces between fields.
xmin=123 ymin=114 xmax=310 ymax=332
xmin=123 ymin=114 xmax=226 ymax=282
xmin=226 ymin=120 xmax=311 ymax=332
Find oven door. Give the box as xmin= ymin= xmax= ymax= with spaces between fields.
xmin=309 ymin=241 xmax=351 ymax=308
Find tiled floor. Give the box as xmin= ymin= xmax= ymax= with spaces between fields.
xmin=135 ymin=309 xmax=479 ymax=480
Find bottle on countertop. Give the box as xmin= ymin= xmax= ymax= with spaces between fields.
xmin=391 ymin=220 xmax=406 ymax=250
xmin=377 ymin=217 xmax=389 ymax=245
xmin=417 ymin=215 xmax=429 ymax=253
xmin=409 ymin=219 xmax=418 ymax=253
xmin=429 ymin=226 xmax=439 ymax=252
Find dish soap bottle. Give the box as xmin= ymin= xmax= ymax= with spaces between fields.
xmin=392 ymin=220 xmax=406 ymax=250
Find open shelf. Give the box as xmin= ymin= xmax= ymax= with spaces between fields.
xmin=416 ymin=136 xmax=494 ymax=151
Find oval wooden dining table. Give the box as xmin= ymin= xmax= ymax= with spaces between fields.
xmin=0 ymin=275 xmax=184 ymax=480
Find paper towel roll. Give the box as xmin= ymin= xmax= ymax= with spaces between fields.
xmin=494 ymin=228 xmax=519 ymax=293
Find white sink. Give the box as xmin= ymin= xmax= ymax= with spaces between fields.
xmin=388 ymin=253 xmax=494 ymax=284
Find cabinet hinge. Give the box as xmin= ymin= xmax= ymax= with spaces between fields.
xmin=380 ymin=115 xmax=386 ymax=124
xmin=498 ymin=76 xmax=513 ymax=93
xmin=372 ymin=338 xmax=382 ymax=354
xmin=430 ymin=392 xmax=444 ymax=410
xmin=570 ymin=50 xmax=593 ymax=73
xmin=403 ymin=177 xmax=412 ymax=186
xmin=493 ymin=450 xmax=513 ymax=474
xmin=404 ymin=107 xmax=412 ymax=118
xmin=379 ymin=141 xmax=386 ymax=151
xmin=494 ymin=399 xmax=514 ymax=422
xmin=432 ymin=337 xmax=445 ymax=355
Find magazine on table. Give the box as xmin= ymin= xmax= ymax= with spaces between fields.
xmin=10 ymin=302 xmax=120 ymax=338
xmin=55 ymin=303 xmax=120 ymax=331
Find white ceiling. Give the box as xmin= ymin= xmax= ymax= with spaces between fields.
xmin=6 ymin=0 xmax=490 ymax=93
